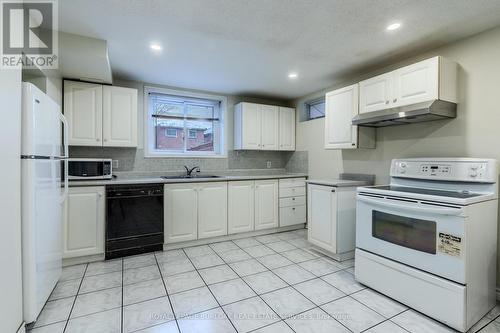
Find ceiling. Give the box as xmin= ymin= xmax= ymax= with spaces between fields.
xmin=59 ymin=0 xmax=500 ymax=100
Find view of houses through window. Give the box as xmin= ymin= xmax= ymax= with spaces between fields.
xmin=147 ymin=90 xmax=224 ymax=156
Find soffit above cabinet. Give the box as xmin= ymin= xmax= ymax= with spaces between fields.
xmin=59 ymin=32 xmax=113 ymax=84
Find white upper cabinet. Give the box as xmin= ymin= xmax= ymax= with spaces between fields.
xmin=254 ymin=179 xmax=279 ymax=230
xmin=102 ymin=86 xmax=138 ymax=147
xmin=359 ymin=72 xmax=393 ymax=114
xmin=64 ymin=81 xmax=103 ymax=146
xmin=325 ymin=84 xmax=375 ymax=149
xmin=64 ymin=80 xmax=138 ymax=147
xmin=260 ymin=105 xmax=279 ymax=150
xmin=234 ymin=102 xmax=295 ymax=151
xmin=279 ymin=107 xmax=295 ymax=151
xmin=359 ymin=56 xmax=457 ymax=114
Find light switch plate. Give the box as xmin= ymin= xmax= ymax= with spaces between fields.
xmin=266 ymin=161 xmax=272 ymax=169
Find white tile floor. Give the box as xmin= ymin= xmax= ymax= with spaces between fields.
xmin=28 ymin=228 xmax=500 ymax=333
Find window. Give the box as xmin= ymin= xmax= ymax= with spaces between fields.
xmin=188 ymin=129 xmax=197 ymax=139
xmin=306 ymin=98 xmax=325 ymax=120
xmin=145 ymin=87 xmax=226 ymax=157
xmin=166 ymin=128 xmax=177 ymax=137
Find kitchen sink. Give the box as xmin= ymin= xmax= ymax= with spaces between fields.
xmin=161 ymin=175 xmax=223 ymax=180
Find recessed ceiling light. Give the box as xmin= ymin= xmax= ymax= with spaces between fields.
xmin=386 ymin=22 xmax=402 ymax=31
xmin=288 ymin=72 xmax=298 ymax=79
xmin=150 ymin=43 xmax=162 ymax=51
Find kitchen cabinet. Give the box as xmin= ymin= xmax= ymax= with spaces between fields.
xmin=254 ymin=179 xmax=279 ymax=230
xmin=325 ymin=84 xmax=375 ymax=149
xmin=359 ymin=56 xmax=457 ymax=114
xmin=198 ymin=182 xmax=228 ymax=239
xmin=228 ymin=181 xmax=255 ymax=234
xmin=63 ymin=186 xmax=105 ymax=258
xmin=279 ymin=178 xmax=306 ymax=227
xmin=64 ymin=81 xmax=103 ymax=146
xmin=234 ymin=102 xmax=295 ymax=151
xmin=164 ymin=183 xmax=199 ymax=243
xmin=279 ymin=107 xmax=295 ymax=150
xmin=64 ymin=80 xmax=138 ymax=147
xmin=165 ymin=182 xmax=228 ymax=243
xmin=102 ymin=85 xmax=138 ymax=147
xmin=307 ymin=183 xmax=357 ymax=255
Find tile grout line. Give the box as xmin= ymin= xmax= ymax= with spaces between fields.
xmin=153 ymin=253 xmax=181 ymax=333
xmin=63 ymin=263 xmax=88 ymax=333
xmin=180 ymin=247 xmax=241 ymax=333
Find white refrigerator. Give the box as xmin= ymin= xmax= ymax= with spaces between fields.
xmin=21 ymin=82 xmax=69 ymax=324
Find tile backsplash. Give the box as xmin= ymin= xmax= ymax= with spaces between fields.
xmin=69 ymin=147 xmax=307 ymax=174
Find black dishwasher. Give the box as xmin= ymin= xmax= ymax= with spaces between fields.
xmin=106 ymin=184 xmax=164 ymax=259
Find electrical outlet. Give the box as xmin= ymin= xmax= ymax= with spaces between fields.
xmin=112 ymin=160 xmax=119 ymax=169
xmin=266 ymin=161 xmax=272 ymax=169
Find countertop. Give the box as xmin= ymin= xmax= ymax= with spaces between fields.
xmin=306 ymin=179 xmax=371 ymax=187
xmin=68 ymin=173 xmax=308 ymax=187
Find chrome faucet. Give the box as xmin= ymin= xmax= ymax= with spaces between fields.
xmin=184 ymin=165 xmax=200 ymax=177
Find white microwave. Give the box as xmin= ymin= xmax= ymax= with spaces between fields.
xmin=68 ymin=158 xmax=112 ymax=180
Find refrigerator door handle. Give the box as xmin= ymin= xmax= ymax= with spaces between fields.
xmin=59 ymin=113 xmax=69 ymax=203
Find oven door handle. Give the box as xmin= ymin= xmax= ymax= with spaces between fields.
xmin=358 ymin=195 xmax=466 ymax=216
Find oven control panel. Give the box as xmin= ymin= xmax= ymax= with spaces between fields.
xmin=390 ymin=159 xmax=497 ymax=182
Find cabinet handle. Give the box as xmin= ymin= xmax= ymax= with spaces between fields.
xmin=331 ymin=189 xmax=336 ymax=193
xmin=103 ymin=138 xmax=107 ymax=142
xmin=96 ymin=138 xmax=100 ymax=141
xmin=385 ymin=101 xmax=389 ymax=105
xmin=393 ymin=98 xmax=397 ymax=103
xmin=292 ymin=198 xmax=295 ymax=200
xmin=292 ymin=207 xmax=295 ymax=210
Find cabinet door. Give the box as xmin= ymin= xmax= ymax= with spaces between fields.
xmin=102 ymin=86 xmax=138 ymax=147
xmin=198 ymin=182 xmax=228 ymax=239
xmin=279 ymin=107 xmax=295 ymax=151
xmin=261 ymin=105 xmax=279 ymax=150
xmin=325 ymin=84 xmax=359 ymax=149
xmin=64 ymin=81 xmax=103 ymax=146
xmin=241 ymin=103 xmax=262 ymax=149
xmin=307 ymin=184 xmax=337 ymax=253
xmin=63 ymin=186 xmax=105 ymax=258
xmin=228 ymin=181 xmax=255 ymax=234
xmin=255 ymin=180 xmax=278 ymax=230
xmin=164 ymin=184 xmax=198 ymax=243
xmin=359 ymin=72 xmax=393 ymax=114
xmin=393 ymin=57 xmax=439 ymax=107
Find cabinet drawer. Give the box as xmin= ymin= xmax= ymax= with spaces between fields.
xmin=279 ymin=178 xmax=306 ymax=188
xmin=279 ymin=196 xmax=306 ymax=207
xmin=279 ymin=205 xmax=306 ymax=227
xmin=280 ymin=186 xmax=305 ymax=198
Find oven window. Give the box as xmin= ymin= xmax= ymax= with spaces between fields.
xmin=372 ymin=211 xmax=437 ymax=254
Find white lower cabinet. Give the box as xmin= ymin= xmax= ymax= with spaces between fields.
xmin=254 ymin=180 xmax=279 ymax=230
xmin=63 ymin=186 xmax=105 ymax=258
xmin=198 ymin=182 xmax=228 ymax=239
xmin=164 ymin=183 xmax=198 ymax=243
xmin=165 ymin=182 xmax=228 ymax=243
xmin=228 ymin=181 xmax=255 ymax=234
xmin=279 ymin=178 xmax=306 ymax=227
xmin=307 ymin=183 xmax=357 ymax=254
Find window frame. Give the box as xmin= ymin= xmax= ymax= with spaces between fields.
xmin=144 ymin=86 xmax=227 ymax=158
xmin=165 ymin=128 xmax=178 ymax=138
xmin=305 ymin=97 xmax=326 ymax=120
xmin=188 ymin=129 xmax=197 ymax=139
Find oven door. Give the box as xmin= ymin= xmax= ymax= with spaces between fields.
xmin=356 ymin=193 xmax=467 ymax=283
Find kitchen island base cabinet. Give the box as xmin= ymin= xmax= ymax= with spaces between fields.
xmin=165 ymin=182 xmax=228 ymax=243
xmin=307 ymin=184 xmax=356 ymax=256
xmin=255 ymin=180 xmax=279 ymax=230
xmin=63 ymin=186 xmax=105 ymax=258
xmin=228 ymin=181 xmax=255 ymax=234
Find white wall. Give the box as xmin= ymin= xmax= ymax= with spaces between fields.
xmin=0 ymin=69 xmax=24 ymax=332
xmin=294 ymin=26 xmax=500 ymax=283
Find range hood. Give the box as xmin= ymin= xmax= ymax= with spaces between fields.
xmin=352 ymin=100 xmax=457 ymax=127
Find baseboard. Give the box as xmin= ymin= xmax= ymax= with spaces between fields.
xmin=163 ymin=224 xmax=305 ymax=251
